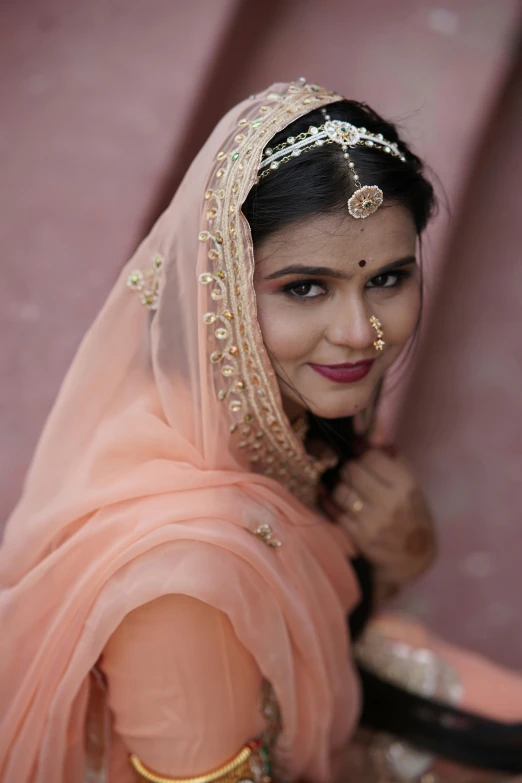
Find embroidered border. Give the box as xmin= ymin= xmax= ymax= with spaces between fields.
xmin=198 ymin=81 xmax=340 ymax=505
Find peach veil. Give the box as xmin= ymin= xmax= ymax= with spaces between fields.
xmin=0 ymin=81 xmax=362 ymax=782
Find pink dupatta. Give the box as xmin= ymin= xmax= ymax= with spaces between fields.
xmin=0 ymin=81 xmax=362 ymax=783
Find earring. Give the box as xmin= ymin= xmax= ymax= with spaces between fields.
xmin=370 ymin=315 xmax=385 ymax=351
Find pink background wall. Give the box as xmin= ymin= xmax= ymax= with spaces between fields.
xmin=398 ymin=48 xmax=522 ymax=669
xmin=1 ymin=1 xmax=521 ymax=666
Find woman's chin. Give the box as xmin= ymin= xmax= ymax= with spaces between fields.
xmin=280 ymin=377 xmax=378 ymax=421
xmin=305 ymin=389 xmax=374 ymax=420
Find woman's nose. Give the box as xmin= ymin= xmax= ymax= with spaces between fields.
xmin=325 ymin=296 xmax=376 ymax=351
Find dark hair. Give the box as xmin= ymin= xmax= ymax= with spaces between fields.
xmin=243 ymin=99 xmax=437 ymax=245
xmin=243 ymin=99 xmax=437 ymax=462
xmin=243 ymin=109 xmax=522 ymax=773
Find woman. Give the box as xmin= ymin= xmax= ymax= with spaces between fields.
xmin=1 ymin=80 xmax=521 ymax=783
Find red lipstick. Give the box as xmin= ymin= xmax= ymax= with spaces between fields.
xmin=309 ymin=359 xmax=374 ymax=384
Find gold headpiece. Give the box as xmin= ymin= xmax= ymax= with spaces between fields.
xmin=258 ymin=107 xmax=406 ymax=219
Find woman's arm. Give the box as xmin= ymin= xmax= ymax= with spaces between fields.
xmin=100 ymin=593 xmax=266 ymax=780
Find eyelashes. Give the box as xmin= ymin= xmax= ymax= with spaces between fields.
xmin=282 ymin=281 xmax=327 ymax=299
xmin=366 ymin=269 xmax=412 ymax=289
xmin=281 ymin=269 xmax=413 ymax=300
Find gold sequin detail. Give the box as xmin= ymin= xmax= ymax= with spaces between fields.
xmin=197 ymin=80 xmax=343 ymax=505
xmin=254 ymin=523 xmax=282 ymax=549
xmin=127 ymin=253 xmax=163 ymax=311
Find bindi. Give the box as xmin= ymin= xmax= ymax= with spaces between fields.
xmin=358 ymin=259 xmax=366 ymax=268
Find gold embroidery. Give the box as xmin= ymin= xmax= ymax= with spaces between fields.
xmin=354 ymin=626 xmax=463 ymax=703
xmin=254 ymin=523 xmax=282 ymax=549
xmin=354 ymin=627 xmax=464 ymax=782
xmin=127 ymin=254 xmax=164 ymax=311
xmin=198 ymin=80 xmax=342 ymax=506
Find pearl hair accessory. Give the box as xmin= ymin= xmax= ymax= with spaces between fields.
xmin=258 ymin=107 xmax=406 ymax=219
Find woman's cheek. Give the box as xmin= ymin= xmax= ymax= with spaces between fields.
xmin=257 ymin=298 xmax=320 ymax=363
xmin=383 ymin=284 xmax=420 ymax=348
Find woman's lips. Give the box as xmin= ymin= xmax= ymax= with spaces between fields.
xmin=309 ymin=360 xmax=375 ymax=384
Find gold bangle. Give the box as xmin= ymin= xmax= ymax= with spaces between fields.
xmin=130 ymin=743 xmax=256 ymax=783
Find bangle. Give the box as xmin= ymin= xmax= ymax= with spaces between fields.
xmin=130 ymin=740 xmax=269 ymax=783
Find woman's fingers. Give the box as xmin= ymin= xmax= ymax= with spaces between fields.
xmin=353 ymin=452 xmax=393 ymax=489
xmin=359 ymin=448 xmax=413 ymax=488
xmin=339 ymin=448 xmax=403 ymax=488
xmin=336 ymin=512 xmax=362 ymax=541
xmin=318 ymin=484 xmax=346 ymax=522
xmin=348 ymin=460 xmax=390 ymax=503
xmin=330 ymin=448 xmax=437 ymax=587
xmin=332 ymin=481 xmax=366 ymax=517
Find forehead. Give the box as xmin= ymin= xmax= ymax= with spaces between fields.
xmin=254 ymin=205 xmax=417 ymax=270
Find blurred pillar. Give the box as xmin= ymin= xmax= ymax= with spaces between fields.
xmin=0 ymin=0 xmax=276 ymax=521
xmin=397 ymin=37 xmax=522 ymax=668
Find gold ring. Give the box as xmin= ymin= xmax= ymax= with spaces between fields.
xmin=351 ymin=497 xmax=364 ymax=513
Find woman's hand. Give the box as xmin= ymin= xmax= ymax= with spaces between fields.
xmin=325 ymin=445 xmax=436 ymax=593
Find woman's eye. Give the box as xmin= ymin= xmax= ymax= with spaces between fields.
xmin=366 ymin=271 xmax=409 ymax=289
xmin=283 ymin=281 xmax=326 ymax=299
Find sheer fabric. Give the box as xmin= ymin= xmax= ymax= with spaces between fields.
xmin=2 ymin=76 xmax=520 ymax=783
xmin=101 ymin=594 xmax=265 ymax=778
xmin=0 ymin=81 xmax=362 ymax=783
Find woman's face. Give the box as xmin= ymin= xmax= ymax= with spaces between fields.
xmin=254 ymin=205 xmax=419 ymax=420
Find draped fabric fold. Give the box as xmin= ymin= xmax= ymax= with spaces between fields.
xmin=0 ymin=81 xmax=361 ymax=783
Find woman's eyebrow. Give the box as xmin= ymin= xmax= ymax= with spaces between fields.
xmin=263 ymin=256 xmax=417 ymax=281
xmin=375 ymin=256 xmax=417 ymax=275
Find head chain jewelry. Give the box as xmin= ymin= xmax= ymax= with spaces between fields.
xmin=258 ymin=107 xmax=407 ymax=220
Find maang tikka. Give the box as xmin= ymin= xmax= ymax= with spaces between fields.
xmin=258 ymin=107 xmax=406 ymax=220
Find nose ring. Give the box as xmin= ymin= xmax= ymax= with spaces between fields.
xmin=370 ymin=315 xmax=385 ymax=351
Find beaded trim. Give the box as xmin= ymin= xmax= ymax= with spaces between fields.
xmin=354 ymin=627 xmax=464 ymax=703
xmin=259 ymin=114 xmax=406 ymax=220
xmin=355 ymin=626 xmax=464 ymax=782
xmin=259 ymin=120 xmax=404 ymax=171
xmin=197 ymin=80 xmax=340 ymax=506
xmin=127 ymin=253 xmax=164 ymax=310
xmin=254 ymin=523 xmax=282 ymax=549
